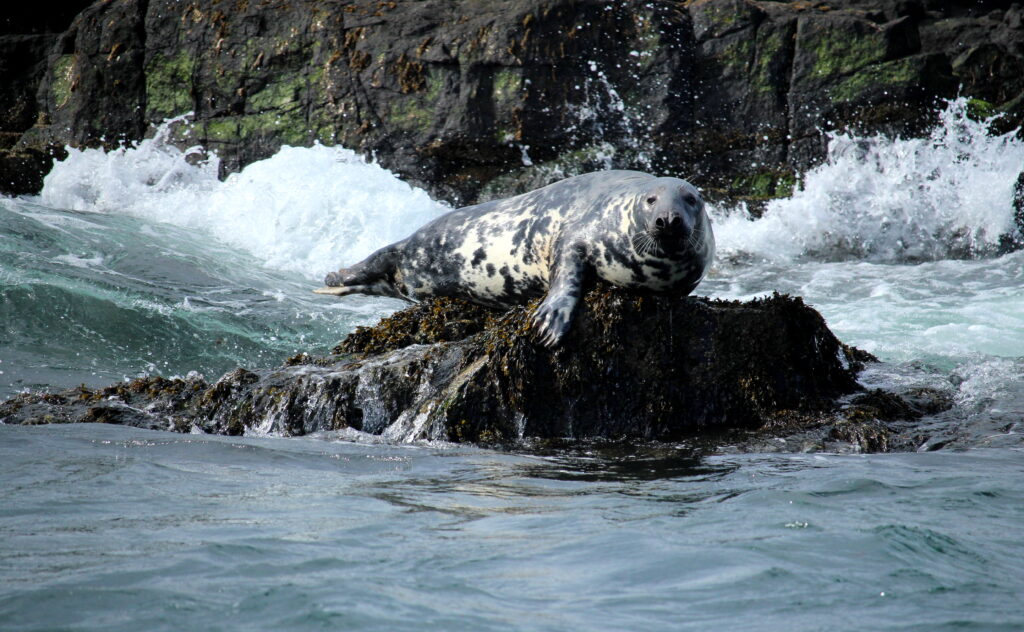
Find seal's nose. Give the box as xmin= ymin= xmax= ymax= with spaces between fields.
xmin=654 ymin=213 xmax=687 ymax=234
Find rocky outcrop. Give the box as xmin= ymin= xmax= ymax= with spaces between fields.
xmin=2 ymin=0 xmax=1022 ymax=202
xmin=2 ymin=290 xmax=921 ymax=451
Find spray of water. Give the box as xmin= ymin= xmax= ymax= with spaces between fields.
xmin=711 ymin=98 xmax=1024 ymax=264
xmin=38 ymin=115 xmax=447 ymax=279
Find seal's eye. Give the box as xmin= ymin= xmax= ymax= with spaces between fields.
xmin=683 ymin=193 xmax=698 ymax=206
xmin=646 ymin=196 xmax=657 ymax=205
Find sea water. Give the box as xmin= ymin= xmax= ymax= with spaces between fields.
xmin=2 ymin=99 xmax=1023 ymax=630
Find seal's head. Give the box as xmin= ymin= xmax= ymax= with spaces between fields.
xmin=631 ymin=178 xmax=707 ymax=256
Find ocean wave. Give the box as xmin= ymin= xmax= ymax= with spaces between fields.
xmin=712 ymin=98 xmax=1024 ymax=264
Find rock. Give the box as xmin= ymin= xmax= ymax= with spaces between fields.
xmin=1015 ymin=171 xmax=1024 ymax=238
xmin=3 ymin=289 xmax=926 ymax=452
xmin=0 ymin=147 xmax=59 ymax=195
xmin=0 ymin=2 xmax=91 ymax=195
xmin=3 ymin=0 xmax=1022 ymax=204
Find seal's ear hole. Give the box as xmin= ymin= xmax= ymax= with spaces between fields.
xmin=646 ymin=196 xmax=657 ymax=205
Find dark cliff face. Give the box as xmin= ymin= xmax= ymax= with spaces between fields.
xmin=0 ymin=1 xmax=93 ymax=194
xmin=2 ymin=0 xmax=1023 ymax=202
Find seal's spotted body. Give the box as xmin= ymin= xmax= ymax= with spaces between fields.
xmin=316 ymin=170 xmax=715 ymax=346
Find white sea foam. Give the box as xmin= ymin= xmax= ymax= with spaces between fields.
xmin=703 ymin=250 xmax=1024 ymax=364
xmin=711 ymin=98 xmax=1024 ymax=263
xmin=53 ymin=253 xmax=105 ymax=269
xmin=39 ymin=115 xmax=447 ymax=278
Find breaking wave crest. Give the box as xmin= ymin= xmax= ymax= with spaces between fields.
xmin=712 ymin=98 xmax=1024 ymax=264
xmin=38 ymin=114 xmax=446 ymax=279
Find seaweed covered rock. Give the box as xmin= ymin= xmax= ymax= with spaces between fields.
xmin=1 ymin=289 xmax=882 ymax=447
xmin=409 ymin=291 xmax=865 ymax=443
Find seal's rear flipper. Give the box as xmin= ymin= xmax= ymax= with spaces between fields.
xmin=317 ymin=249 xmax=405 ymax=299
xmin=314 ymin=285 xmax=365 ymax=296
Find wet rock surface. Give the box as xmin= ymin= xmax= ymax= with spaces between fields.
xmin=2 ymin=0 xmax=1022 ymax=202
xmin=0 ymin=290 xmax=949 ymax=453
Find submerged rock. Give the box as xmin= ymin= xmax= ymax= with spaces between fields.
xmin=2 ymin=288 xmax=939 ymax=452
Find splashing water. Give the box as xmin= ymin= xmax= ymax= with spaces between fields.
xmin=699 ymin=99 xmax=1024 ymax=421
xmin=711 ymin=98 xmax=1024 ymax=264
xmin=37 ymin=115 xmax=447 ymax=279
xmin=5 ymin=96 xmax=1023 ymax=445
xmin=548 ymin=60 xmax=655 ymax=174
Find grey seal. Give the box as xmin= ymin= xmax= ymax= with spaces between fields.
xmin=315 ymin=169 xmax=715 ymax=347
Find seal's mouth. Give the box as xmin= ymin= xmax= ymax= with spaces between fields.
xmin=633 ymin=227 xmax=688 ymax=256
xmin=633 ymin=222 xmax=704 ymax=256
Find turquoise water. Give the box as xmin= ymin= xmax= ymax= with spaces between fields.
xmin=2 ymin=424 xmax=1022 ymax=631
xmin=0 ymin=198 xmax=399 ymax=395
xmin=3 ymin=100 xmax=1024 ymax=629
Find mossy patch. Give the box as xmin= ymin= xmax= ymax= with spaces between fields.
xmin=828 ymin=56 xmax=919 ymax=103
xmin=698 ymin=2 xmax=748 ymax=34
xmin=966 ymin=98 xmax=996 ymax=121
xmin=714 ymin=37 xmax=753 ymax=72
xmin=203 ymin=117 xmax=239 ymax=142
xmin=387 ymin=98 xmax=433 ymax=130
xmin=752 ymin=26 xmax=790 ymax=93
xmin=385 ymin=70 xmax=443 ymax=131
xmin=202 ymin=111 xmax=310 ymax=145
xmin=248 ymin=75 xmax=306 ymax=111
xmin=492 ymin=68 xmax=522 ymax=104
xmin=145 ymin=51 xmax=196 ymax=119
xmin=50 ymin=54 xmax=77 ymax=109
xmin=810 ymin=29 xmax=888 ymax=79
xmin=730 ymin=169 xmax=797 ymax=201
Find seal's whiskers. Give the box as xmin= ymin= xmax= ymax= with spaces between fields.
xmin=631 ymin=231 xmax=663 ymax=257
xmin=687 ymin=225 xmax=705 ymax=251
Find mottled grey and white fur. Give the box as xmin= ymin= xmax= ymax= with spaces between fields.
xmin=316 ymin=170 xmax=715 ymax=347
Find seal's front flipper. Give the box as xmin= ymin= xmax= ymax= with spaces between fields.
xmin=531 ymin=246 xmax=588 ymax=348
xmin=532 ymin=296 xmax=576 ymax=347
